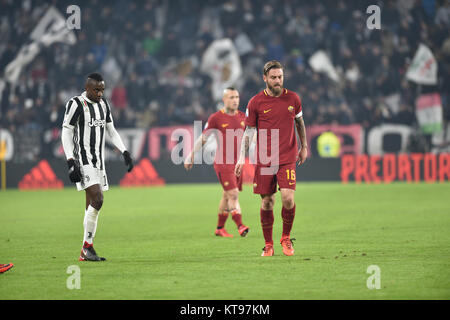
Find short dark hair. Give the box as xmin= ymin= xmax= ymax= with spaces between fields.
xmin=225 ymin=86 xmax=237 ymax=91
xmin=87 ymin=73 xmax=104 ymax=82
xmin=263 ymin=60 xmax=283 ymax=75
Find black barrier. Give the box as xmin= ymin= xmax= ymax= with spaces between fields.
xmin=1 ymin=158 xmax=342 ymax=189
xmin=1 ymin=154 xmax=449 ymax=190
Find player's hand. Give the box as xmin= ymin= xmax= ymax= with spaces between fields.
xmin=123 ymin=151 xmax=134 ymax=172
xmin=184 ymin=153 xmax=194 ymax=171
xmin=297 ymin=146 xmax=308 ymax=166
xmin=67 ymin=159 xmax=82 ymax=183
xmin=235 ymin=158 xmax=245 ymax=177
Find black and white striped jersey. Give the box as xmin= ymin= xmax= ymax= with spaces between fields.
xmin=62 ymin=92 xmax=112 ymax=170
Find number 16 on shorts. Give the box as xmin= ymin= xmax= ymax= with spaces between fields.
xmin=278 ymin=163 xmax=296 ymax=190
xmin=286 ymin=169 xmax=296 ymax=184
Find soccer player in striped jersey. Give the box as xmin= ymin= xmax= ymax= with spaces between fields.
xmin=235 ymin=61 xmax=308 ymax=257
xmin=184 ymin=87 xmax=250 ymax=238
xmin=61 ymin=73 xmax=134 ymax=261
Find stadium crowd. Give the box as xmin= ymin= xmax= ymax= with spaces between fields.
xmin=0 ymin=0 xmax=449 ymax=135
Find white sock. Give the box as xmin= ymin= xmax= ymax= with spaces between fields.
xmin=83 ymin=205 xmax=99 ymax=245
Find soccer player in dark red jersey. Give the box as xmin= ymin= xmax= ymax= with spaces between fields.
xmin=185 ymin=87 xmax=250 ymax=238
xmin=235 ymin=60 xmax=308 ymax=256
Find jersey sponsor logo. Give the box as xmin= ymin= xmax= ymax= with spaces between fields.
xmin=88 ymin=119 xmax=106 ymax=127
xmin=221 ymin=123 xmax=229 ymax=128
xmin=288 ymin=106 xmax=294 ymax=112
xmin=224 ymin=181 xmax=229 ymax=186
xmin=263 ymin=109 xmax=272 ymax=114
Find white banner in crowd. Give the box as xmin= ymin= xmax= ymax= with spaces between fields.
xmin=406 ymin=44 xmax=438 ymax=85
xmin=201 ymin=38 xmax=242 ymax=101
xmin=308 ymin=50 xmax=340 ymax=82
xmin=415 ymin=93 xmax=443 ymax=134
xmin=3 ymin=6 xmax=76 ymax=84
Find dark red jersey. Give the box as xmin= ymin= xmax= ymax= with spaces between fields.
xmin=245 ymin=88 xmax=302 ymax=166
xmin=203 ymin=108 xmax=246 ymax=171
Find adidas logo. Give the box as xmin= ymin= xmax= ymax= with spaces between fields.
xmin=18 ymin=160 xmax=64 ymax=190
xmin=120 ymin=158 xmax=165 ymax=187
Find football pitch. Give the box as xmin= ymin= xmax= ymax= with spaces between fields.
xmin=1 ymin=182 xmax=449 ymax=300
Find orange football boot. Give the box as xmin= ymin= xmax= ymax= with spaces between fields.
xmin=238 ymin=225 xmax=249 ymax=237
xmin=280 ymin=237 xmax=295 ymax=256
xmin=0 ymin=263 xmax=14 ymax=273
xmin=261 ymin=244 xmax=274 ymax=256
xmin=215 ymin=228 xmax=233 ymax=237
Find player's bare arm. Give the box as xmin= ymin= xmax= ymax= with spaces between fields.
xmin=184 ymin=133 xmax=208 ymax=170
xmin=235 ymin=126 xmax=256 ymax=177
xmin=295 ymin=116 xmax=308 ymax=166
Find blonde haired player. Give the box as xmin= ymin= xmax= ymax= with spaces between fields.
xmin=185 ymin=87 xmax=250 ymax=238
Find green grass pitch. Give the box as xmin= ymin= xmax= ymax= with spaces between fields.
xmin=0 ymin=182 xmax=449 ymax=300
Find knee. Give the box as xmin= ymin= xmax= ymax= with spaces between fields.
xmin=222 ymin=192 xmax=229 ymax=202
xmin=261 ymin=196 xmax=275 ymax=210
xmin=282 ymin=196 xmax=295 ymax=210
xmin=227 ymin=190 xmax=239 ymax=202
xmin=91 ymin=192 xmax=103 ymax=210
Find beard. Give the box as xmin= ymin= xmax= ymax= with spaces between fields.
xmin=268 ymin=83 xmax=283 ymax=96
xmin=225 ymin=104 xmax=238 ymax=114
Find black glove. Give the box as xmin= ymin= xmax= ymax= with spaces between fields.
xmin=67 ymin=159 xmax=82 ymax=183
xmin=123 ymin=151 xmax=134 ymax=172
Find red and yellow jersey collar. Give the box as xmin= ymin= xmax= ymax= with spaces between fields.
xmin=220 ymin=108 xmax=239 ymax=115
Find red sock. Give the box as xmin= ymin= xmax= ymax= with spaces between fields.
xmin=281 ymin=205 xmax=295 ymax=238
xmin=260 ymin=208 xmax=274 ymax=245
xmin=217 ymin=212 xmax=229 ymax=228
xmin=231 ymin=210 xmax=243 ymax=227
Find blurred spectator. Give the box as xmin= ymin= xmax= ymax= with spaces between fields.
xmin=435 ymin=0 xmax=450 ymax=26
xmin=90 ymin=34 xmax=108 ymax=66
xmin=0 ymin=0 xmax=447 ymax=140
xmin=111 ymin=81 xmax=128 ymax=110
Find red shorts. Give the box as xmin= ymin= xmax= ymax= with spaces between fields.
xmin=215 ymin=169 xmax=243 ymax=191
xmin=253 ymin=162 xmax=297 ymax=194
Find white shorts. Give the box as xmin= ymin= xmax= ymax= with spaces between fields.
xmin=76 ymin=164 xmax=109 ymax=192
